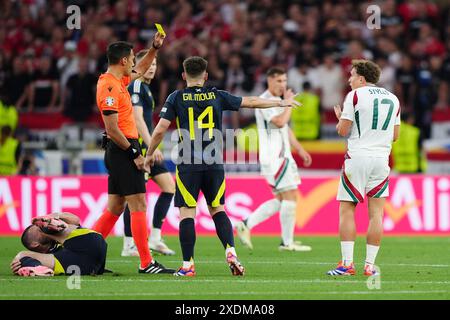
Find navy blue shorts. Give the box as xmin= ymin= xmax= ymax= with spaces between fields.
xmin=53 ymin=231 xmax=107 ymax=275
xmin=175 ymin=169 xmax=225 ymax=208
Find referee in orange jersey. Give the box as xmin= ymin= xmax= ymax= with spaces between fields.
xmin=93 ymin=32 xmax=175 ymax=274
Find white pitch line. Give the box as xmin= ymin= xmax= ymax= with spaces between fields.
xmin=0 ymin=290 xmax=447 ymax=298
xmin=1 ymin=278 xmax=449 ymax=286
xmin=108 ymin=259 xmax=450 ymax=268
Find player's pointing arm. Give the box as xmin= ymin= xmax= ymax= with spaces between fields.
xmin=240 ymin=93 xmax=301 ymax=109
xmin=218 ymin=88 xmax=301 ymax=110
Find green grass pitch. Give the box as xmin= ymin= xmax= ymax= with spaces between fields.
xmin=0 ymin=236 xmax=449 ymax=300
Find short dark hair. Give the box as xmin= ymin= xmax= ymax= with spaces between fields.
xmin=21 ymin=225 xmax=34 ymax=250
xmin=266 ymin=67 xmax=286 ymax=78
xmin=107 ymin=41 xmax=133 ymax=65
xmin=183 ymin=56 xmax=208 ymax=78
xmin=351 ymin=59 xmax=381 ymax=84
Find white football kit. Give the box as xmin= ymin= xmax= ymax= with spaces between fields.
xmin=337 ymin=85 xmax=400 ymax=202
xmin=255 ymin=90 xmax=300 ymax=194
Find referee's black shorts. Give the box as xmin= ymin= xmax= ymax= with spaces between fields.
xmin=104 ymin=138 xmax=146 ymax=196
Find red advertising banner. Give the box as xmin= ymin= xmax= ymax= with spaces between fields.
xmin=0 ymin=175 xmax=449 ymax=235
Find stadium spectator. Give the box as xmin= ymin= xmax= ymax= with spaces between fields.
xmin=392 ymin=113 xmax=426 ymax=173
xmin=0 ymin=125 xmax=22 ymax=176
xmin=375 ymin=55 xmax=396 ymax=93
xmin=315 ymin=54 xmax=344 ymax=112
xmin=0 ymin=52 xmax=7 ymax=99
xmin=158 ymin=54 xmax=183 ymax=107
xmin=57 ymin=41 xmax=80 ymax=93
xmin=0 ymin=0 xmax=447 ymax=143
xmin=26 ymin=55 xmax=59 ymax=112
xmin=395 ymin=54 xmax=416 ymax=113
xmin=4 ymin=56 xmax=32 ymax=109
xmin=287 ymin=60 xmax=313 ymax=95
xmin=62 ymin=57 xmax=96 ymax=122
xmin=225 ymin=53 xmax=248 ymax=95
xmin=290 ymin=81 xmax=321 ymax=141
xmin=414 ymin=56 xmax=445 ymax=139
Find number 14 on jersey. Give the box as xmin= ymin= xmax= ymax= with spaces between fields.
xmin=188 ymin=106 xmax=215 ymax=140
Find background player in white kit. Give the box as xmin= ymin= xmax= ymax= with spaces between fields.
xmin=327 ymin=60 xmax=400 ymax=276
xmin=236 ymin=67 xmax=312 ymax=251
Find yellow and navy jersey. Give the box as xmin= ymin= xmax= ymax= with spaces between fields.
xmin=53 ymin=227 xmax=107 ymax=276
xmin=128 ymin=79 xmax=155 ymax=133
xmin=50 ymin=227 xmax=100 ymax=253
xmin=160 ymin=86 xmax=242 ymax=172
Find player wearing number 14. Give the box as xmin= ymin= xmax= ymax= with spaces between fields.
xmin=144 ymin=56 xmax=301 ymax=276
xmin=327 ymin=60 xmax=400 ymax=276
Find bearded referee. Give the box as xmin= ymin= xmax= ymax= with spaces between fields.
xmin=92 ymin=31 xmax=174 ymax=274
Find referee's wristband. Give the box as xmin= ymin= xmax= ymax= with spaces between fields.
xmin=127 ymin=145 xmax=141 ymax=160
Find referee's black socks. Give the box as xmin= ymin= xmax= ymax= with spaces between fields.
xmin=179 ymin=218 xmax=196 ymax=262
xmin=212 ymin=211 xmax=235 ymax=249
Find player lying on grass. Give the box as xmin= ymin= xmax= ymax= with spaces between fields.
xmin=10 ymin=212 xmax=108 ymax=277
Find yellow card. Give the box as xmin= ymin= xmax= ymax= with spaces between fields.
xmin=155 ymin=23 xmax=166 ymax=36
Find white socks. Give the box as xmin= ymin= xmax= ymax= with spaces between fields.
xmin=225 ymin=246 xmax=237 ymax=258
xmin=279 ymin=200 xmax=297 ymax=246
xmin=126 ymin=228 xmax=161 ymax=248
xmin=123 ymin=236 xmax=135 ymax=249
xmin=339 ymin=242 xmax=380 ymax=269
xmin=149 ymin=227 xmax=161 ymax=243
xmin=341 ymin=241 xmax=354 ymax=266
xmin=183 ymin=258 xmax=194 ymax=269
xmin=245 ymin=198 xmax=297 ymax=246
xmin=365 ymin=244 xmax=380 ymax=269
xmin=246 ymin=198 xmax=281 ymax=229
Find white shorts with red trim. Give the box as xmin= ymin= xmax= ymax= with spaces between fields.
xmin=262 ymin=157 xmax=301 ymax=194
xmin=337 ymin=156 xmax=390 ymax=203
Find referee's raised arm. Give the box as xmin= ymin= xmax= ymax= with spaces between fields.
xmin=131 ymin=32 xmax=165 ymax=82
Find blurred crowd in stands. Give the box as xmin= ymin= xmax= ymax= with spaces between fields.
xmin=0 ymin=0 xmax=449 ymax=141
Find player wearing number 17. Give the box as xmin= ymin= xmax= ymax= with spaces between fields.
xmin=144 ymin=56 xmax=301 ymax=276
xmin=327 ymin=60 xmax=400 ymax=277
